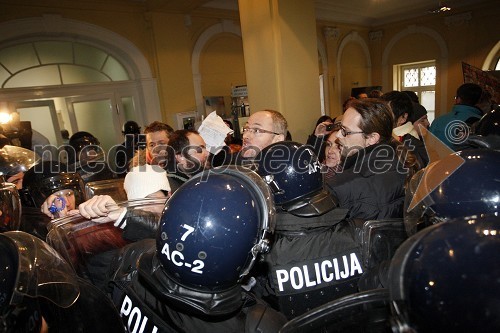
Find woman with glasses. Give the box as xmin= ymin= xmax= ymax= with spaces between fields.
xmin=322 ymin=130 xmax=343 ymax=181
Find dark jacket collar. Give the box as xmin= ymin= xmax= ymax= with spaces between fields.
xmin=341 ymin=142 xmax=405 ymax=177
xmin=137 ymin=251 xmax=246 ymax=317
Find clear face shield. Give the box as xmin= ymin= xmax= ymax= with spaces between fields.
xmin=0 ymin=182 xmax=21 ymax=232
xmin=2 ymin=231 xmax=80 ymax=308
xmin=403 ymin=168 xmax=447 ymax=237
xmin=46 ymin=198 xmax=168 ymax=279
xmin=34 ymin=173 xmax=86 ymax=209
xmin=0 ymin=145 xmax=40 ymax=188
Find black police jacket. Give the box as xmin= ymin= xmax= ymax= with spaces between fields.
xmin=401 ymin=133 xmax=428 ymax=168
xmin=107 ymin=239 xmax=287 ymax=333
xmin=326 ymin=143 xmax=407 ymax=220
xmin=255 ymin=209 xmax=363 ymax=319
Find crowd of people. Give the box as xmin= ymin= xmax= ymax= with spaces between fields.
xmin=0 ymin=82 xmax=498 ymax=332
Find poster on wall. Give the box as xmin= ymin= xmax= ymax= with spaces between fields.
xmin=462 ymin=62 xmax=500 ymax=103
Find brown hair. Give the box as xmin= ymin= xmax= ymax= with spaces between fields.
xmin=349 ymin=98 xmax=394 ymax=143
xmin=144 ymin=121 xmax=174 ymax=136
xmin=350 ymin=98 xmax=419 ymax=185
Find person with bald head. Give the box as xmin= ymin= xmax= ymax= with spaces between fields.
xmin=240 ymin=109 xmax=287 ymax=159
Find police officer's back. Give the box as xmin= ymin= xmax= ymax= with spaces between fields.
xmin=253 ymin=142 xmax=363 ymax=319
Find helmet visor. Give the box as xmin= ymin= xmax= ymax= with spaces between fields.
xmin=0 ymin=145 xmax=40 ymax=177
xmin=4 ymin=231 xmax=80 ymax=308
xmin=0 ymin=182 xmax=22 ymax=231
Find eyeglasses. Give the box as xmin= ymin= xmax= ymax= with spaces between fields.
xmin=339 ymin=125 xmax=364 ymax=137
xmin=242 ymin=127 xmax=280 ymax=135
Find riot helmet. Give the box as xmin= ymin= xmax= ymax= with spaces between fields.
xmin=474 ymin=108 xmax=500 ymax=137
xmin=0 ymin=231 xmax=80 ymax=332
xmin=122 ymin=121 xmax=141 ymax=135
xmin=67 ymin=131 xmax=102 ymax=165
xmin=467 ymin=108 xmax=500 ymax=149
xmin=0 ymin=181 xmax=21 ymax=232
xmin=20 ymin=160 xmax=86 ymax=209
xmin=255 ymin=141 xmax=337 ymax=216
xmin=404 ymin=149 xmax=500 ymax=236
xmin=389 ymin=216 xmax=500 ymax=333
xmin=0 ymin=145 xmax=40 ymax=188
xmin=156 ymin=166 xmax=275 ymax=292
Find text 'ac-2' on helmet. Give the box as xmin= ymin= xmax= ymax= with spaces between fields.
xmin=156 ymin=166 xmax=275 ymax=293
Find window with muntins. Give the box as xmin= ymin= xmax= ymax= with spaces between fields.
xmin=396 ymin=60 xmax=436 ymax=123
xmin=0 ymin=41 xmax=130 ymax=88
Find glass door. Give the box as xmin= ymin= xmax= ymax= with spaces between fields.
xmin=65 ymin=94 xmax=122 ymax=155
xmin=14 ymin=100 xmax=62 ymax=145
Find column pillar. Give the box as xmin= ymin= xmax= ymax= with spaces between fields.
xmin=238 ymin=0 xmax=320 ymax=142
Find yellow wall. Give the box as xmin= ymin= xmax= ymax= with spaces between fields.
xmin=200 ymin=34 xmax=246 ymax=117
xmin=0 ymin=0 xmax=498 ymax=138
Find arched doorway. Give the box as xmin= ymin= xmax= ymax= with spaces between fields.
xmin=0 ymin=15 xmax=160 ymax=155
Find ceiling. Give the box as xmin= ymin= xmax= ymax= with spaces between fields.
xmin=149 ymin=0 xmax=491 ymax=26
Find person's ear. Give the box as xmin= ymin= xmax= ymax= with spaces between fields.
xmin=273 ymin=133 xmax=285 ymax=143
xmin=175 ymin=154 xmax=184 ymax=163
xmin=365 ymin=132 xmax=380 ymax=146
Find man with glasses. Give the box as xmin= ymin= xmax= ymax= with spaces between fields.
xmin=240 ymin=109 xmax=287 ymax=159
xmin=326 ymin=99 xmax=414 ymax=221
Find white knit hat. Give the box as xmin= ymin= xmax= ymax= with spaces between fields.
xmin=124 ymin=164 xmax=171 ymax=200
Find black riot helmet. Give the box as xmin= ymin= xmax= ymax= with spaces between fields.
xmin=389 ymin=215 xmax=500 ymax=333
xmin=0 ymin=231 xmax=80 ymax=333
xmin=255 ymin=141 xmax=337 ymax=216
xmin=474 ymin=108 xmax=500 ymax=137
xmin=122 ymin=121 xmax=141 ymax=135
xmin=0 ymin=145 xmax=40 ymax=180
xmin=20 ymin=160 xmax=85 ymax=208
xmin=68 ymin=131 xmax=100 ymax=153
xmin=67 ymin=131 xmax=101 ymax=165
xmin=467 ymin=108 xmax=500 ymax=149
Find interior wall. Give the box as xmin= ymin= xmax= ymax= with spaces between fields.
xmin=340 ymin=42 xmax=370 ymax=104
xmin=373 ymin=0 xmax=499 ymax=116
xmin=0 ymin=0 xmax=498 ymax=131
xmin=200 ymin=34 xmax=246 ymax=118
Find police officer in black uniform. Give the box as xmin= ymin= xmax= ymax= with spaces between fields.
xmin=66 ymin=131 xmax=116 ymax=182
xmin=252 ymin=141 xmax=363 ymax=319
xmin=0 ymin=231 xmax=124 ymax=333
xmin=278 ymin=147 xmax=500 ymax=332
xmin=19 ymin=160 xmax=86 ymax=239
xmin=104 ymin=166 xmax=287 ymax=332
xmin=114 ymin=121 xmax=143 ymax=176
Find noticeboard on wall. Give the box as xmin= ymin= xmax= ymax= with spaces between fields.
xmin=176 ymin=111 xmax=198 ymax=130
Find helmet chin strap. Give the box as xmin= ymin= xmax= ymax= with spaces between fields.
xmin=284 ymin=189 xmax=339 ymax=217
xmin=238 ymin=230 xmax=272 ymax=281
